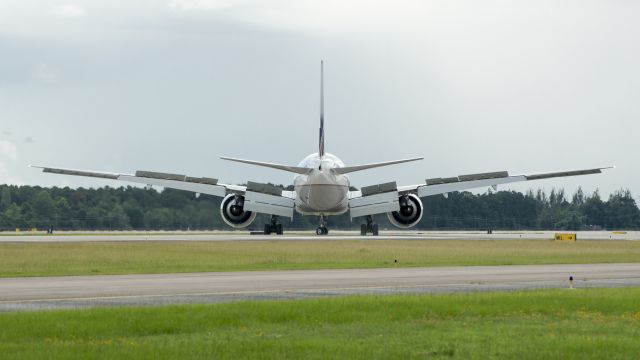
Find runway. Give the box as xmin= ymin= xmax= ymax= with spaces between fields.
xmin=1 ymin=263 xmax=639 ymax=311
xmin=0 ymin=230 xmax=638 ymax=242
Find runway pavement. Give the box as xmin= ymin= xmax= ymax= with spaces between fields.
xmin=1 ymin=263 xmax=639 ymax=311
xmin=0 ymin=230 xmax=638 ymax=242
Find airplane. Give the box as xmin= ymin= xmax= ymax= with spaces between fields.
xmin=32 ymin=61 xmax=612 ymax=236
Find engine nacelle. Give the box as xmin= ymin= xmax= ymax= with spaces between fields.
xmin=220 ymin=194 xmax=257 ymax=228
xmin=387 ymin=194 xmax=423 ymax=228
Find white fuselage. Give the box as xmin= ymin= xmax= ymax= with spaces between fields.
xmin=293 ymin=153 xmax=349 ymax=215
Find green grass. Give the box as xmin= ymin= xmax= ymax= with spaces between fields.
xmin=1 ymin=240 xmax=640 ymax=277
xmin=1 ymin=288 xmax=639 ymax=359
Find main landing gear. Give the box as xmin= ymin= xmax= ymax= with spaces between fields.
xmin=360 ymin=215 xmax=379 ymax=236
xmin=264 ymin=215 xmax=283 ymax=235
xmin=316 ymin=215 xmax=329 ymax=235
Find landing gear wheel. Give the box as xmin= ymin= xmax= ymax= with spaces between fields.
xmin=316 ymin=226 xmax=328 ymax=235
xmin=315 ymin=215 xmax=329 ymax=236
xmin=361 ymin=215 xmax=379 ymax=236
xmin=264 ymin=215 xmax=284 ymax=235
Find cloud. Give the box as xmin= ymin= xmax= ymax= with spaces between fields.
xmin=0 ymin=141 xmax=18 ymax=162
xmin=51 ymin=4 xmax=86 ymax=17
xmin=32 ymin=63 xmax=63 ymax=85
xmin=0 ymin=140 xmax=21 ymax=184
xmin=167 ymin=0 xmax=235 ymax=11
xmin=165 ymin=0 xmax=428 ymax=34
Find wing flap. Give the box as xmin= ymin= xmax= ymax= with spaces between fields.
xmin=244 ymin=191 xmax=295 ymax=219
xmin=349 ymin=182 xmax=399 ymax=218
xmin=119 ymin=175 xmax=227 ymax=197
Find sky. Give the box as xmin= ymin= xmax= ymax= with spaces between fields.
xmin=0 ymin=0 xmax=638 ymax=199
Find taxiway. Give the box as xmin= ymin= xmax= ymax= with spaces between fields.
xmin=1 ymin=263 xmax=639 ymax=311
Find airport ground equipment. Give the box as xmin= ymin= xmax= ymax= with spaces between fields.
xmin=555 ymin=233 xmax=577 ymax=241
xmin=31 ymin=62 xmax=612 ymax=235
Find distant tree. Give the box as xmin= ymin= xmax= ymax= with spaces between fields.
xmin=555 ymin=210 xmax=585 ymax=230
xmin=0 ymin=184 xmax=638 ymax=231
xmin=572 ymin=187 xmax=585 ymax=206
xmin=0 ymin=203 xmax=22 ymax=229
xmin=107 ymin=204 xmax=130 ymax=230
xmin=30 ymin=190 xmax=56 ymax=227
xmin=0 ymin=186 xmax=12 ymax=212
xmin=605 ymin=189 xmax=640 ymax=229
xmin=145 ymin=208 xmax=172 ymax=229
xmin=582 ymin=189 xmax=606 ymax=227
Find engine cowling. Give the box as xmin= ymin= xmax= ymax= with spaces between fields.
xmin=387 ymin=194 xmax=423 ymax=228
xmin=220 ymin=194 xmax=257 ymax=228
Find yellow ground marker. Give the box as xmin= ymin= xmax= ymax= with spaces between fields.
xmin=555 ymin=233 xmax=577 ymax=241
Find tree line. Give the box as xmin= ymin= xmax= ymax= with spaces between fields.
xmin=0 ymin=184 xmax=639 ymax=231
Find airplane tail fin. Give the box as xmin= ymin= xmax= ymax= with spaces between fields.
xmin=319 ymin=60 xmax=325 ymax=157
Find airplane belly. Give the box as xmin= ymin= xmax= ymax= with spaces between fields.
xmin=295 ymin=184 xmax=348 ymax=215
xmin=294 ymin=168 xmax=349 ymax=215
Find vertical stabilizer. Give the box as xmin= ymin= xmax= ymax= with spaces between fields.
xmin=319 ymin=60 xmax=325 ymax=157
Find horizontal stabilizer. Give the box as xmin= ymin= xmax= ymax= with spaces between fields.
xmin=333 ymin=157 xmax=423 ymax=175
xmin=220 ymin=157 xmax=311 ymax=175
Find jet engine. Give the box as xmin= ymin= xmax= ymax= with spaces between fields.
xmin=387 ymin=194 xmax=423 ymax=228
xmin=220 ymin=194 xmax=256 ymax=228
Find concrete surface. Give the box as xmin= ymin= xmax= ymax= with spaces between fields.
xmin=0 ymin=230 xmax=638 ymax=242
xmin=1 ymin=263 xmax=639 ymax=311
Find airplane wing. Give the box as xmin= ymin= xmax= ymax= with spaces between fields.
xmin=398 ymin=167 xmax=613 ymax=198
xmin=30 ymin=165 xmax=296 ymax=218
xmin=347 ymin=166 xmax=612 ymax=219
xmin=31 ymin=165 xmax=233 ymax=197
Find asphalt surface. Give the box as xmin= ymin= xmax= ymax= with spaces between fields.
xmin=1 ymin=263 xmax=639 ymax=311
xmin=0 ymin=230 xmax=638 ymax=242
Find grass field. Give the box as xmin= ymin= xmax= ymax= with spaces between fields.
xmin=1 ymin=240 xmax=639 ymax=277
xmin=1 ymin=287 xmax=639 ymax=359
